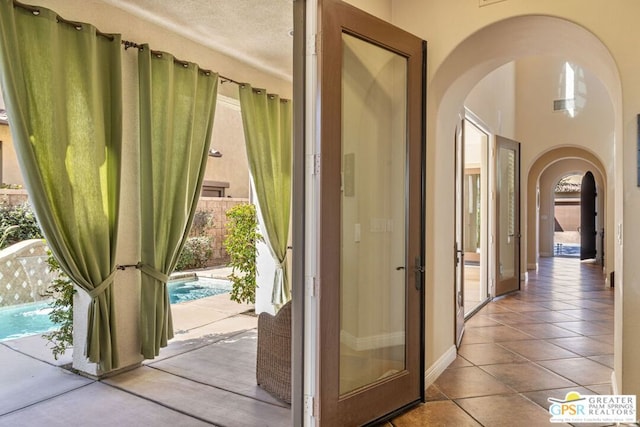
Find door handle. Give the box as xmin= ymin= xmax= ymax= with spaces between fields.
xmin=454 ymin=243 xmax=464 ymax=266
xmin=414 ymin=256 xmax=424 ymax=291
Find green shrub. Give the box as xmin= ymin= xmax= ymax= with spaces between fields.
xmin=189 ymin=210 xmax=214 ymax=237
xmin=175 ymin=236 xmax=213 ymax=271
xmin=43 ymin=251 xmax=75 ymax=360
xmin=224 ymin=203 xmax=261 ymax=304
xmin=0 ymin=202 xmax=43 ymax=249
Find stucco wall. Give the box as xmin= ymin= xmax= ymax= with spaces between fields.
xmin=204 ymin=96 xmax=250 ymax=199
xmin=26 ymin=0 xmax=291 ymax=374
xmin=0 ymin=123 xmax=21 ymax=186
xmin=390 ymin=0 xmax=632 ymax=397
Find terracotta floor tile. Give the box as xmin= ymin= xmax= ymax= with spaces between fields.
xmin=552 ymin=321 xmax=612 ymax=336
xmin=425 ymin=383 xmax=449 ymax=402
xmin=476 ymin=304 xmax=514 ymax=314
xmin=417 ymin=258 xmax=614 ymax=425
xmin=587 ymin=354 xmax=614 ymax=369
xmin=524 ymin=310 xmax=581 ymax=323
xmin=523 ymin=386 xmax=594 ymax=411
xmin=479 ymin=362 xmax=576 ymax=392
xmin=472 ymin=325 xmax=536 ymax=342
xmin=538 ymin=357 xmax=612 ymax=385
xmin=485 ymin=312 xmax=545 ymax=325
xmin=585 ymin=383 xmax=613 ymax=395
xmin=554 ymin=309 xmax=613 ymax=321
xmin=497 ymin=339 xmax=578 ymax=360
xmin=459 ymin=328 xmax=494 ymax=344
xmin=490 ymin=301 xmax=547 ymax=312
xmin=434 ymin=366 xmax=514 ymax=399
xmin=465 ymin=315 xmax=502 ymax=328
xmin=546 ymin=336 xmax=613 ymax=357
xmin=458 ymin=343 xmax=526 ymax=365
xmin=508 ymin=322 xmax=580 ymax=339
xmin=455 ymin=394 xmax=571 ymax=427
xmin=448 ymin=355 xmax=473 ymax=368
xmin=392 ymin=401 xmax=481 ymax=427
xmin=536 ymin=301 xmax=584 ymax=310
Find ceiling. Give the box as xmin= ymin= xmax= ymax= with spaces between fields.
xmin=0 ymin=1 xmax=292 ymax=115
xmin=100 ymin=0 xmax=294 ymax=81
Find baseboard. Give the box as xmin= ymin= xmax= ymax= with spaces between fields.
xmin=527 ymin=263 xmax=538 ymax=271
xmin=340 ymin=330 xmax=405 ymax=352
xmin=424 ymin=345 xmax=457 ymax=387
xmin=540 ymin=252 xmax=552 ymax=257
xmin=611 ymin=371 xmax=619 ymax=395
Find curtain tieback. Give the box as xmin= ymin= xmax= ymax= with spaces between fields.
xmin=87 ymin=269 xmax=118 ymax=300
xmin=277 ymin=255 xmax=287 ymax=269
xmin=137 ymin=263 xmax=170 ymax=283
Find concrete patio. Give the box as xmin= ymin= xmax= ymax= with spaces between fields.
xmin=0 ymin=267 xmax=291 ymax=427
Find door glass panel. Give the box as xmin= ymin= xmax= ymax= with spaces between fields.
xmin=340 ymin=33 xmax=407 ymax=395
xmin=498 ymin=146 xmax=516 ymax=281
xmin=463 ymin=120 xmax=488 ymax=315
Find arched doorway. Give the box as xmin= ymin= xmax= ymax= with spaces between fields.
xmin=527 ymin=148 xmax=607 ymax=272
xmin=424 ymin=14 xmax=620 ymax=390
xmin=553 ymin=173 xmax=583 ymax=258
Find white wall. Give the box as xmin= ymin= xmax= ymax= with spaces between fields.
xmin=390 ymin=0 xmax=637 ymax=397
xmin=465 ymin=62 xmax=516 ymax=139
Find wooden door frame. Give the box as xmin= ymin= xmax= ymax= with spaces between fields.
xmin=317 ymin=0 xmax=426 ymax=425
xmin=454 ymin=116 xmax=465 ymax=347
xmin=495 ymin=136 xmax=521 ymax=296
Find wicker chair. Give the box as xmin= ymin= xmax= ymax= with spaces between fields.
xmin=256 ymin=300 xmax=292 ymax=404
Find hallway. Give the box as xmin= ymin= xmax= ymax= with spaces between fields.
xmin=390 ymin=257 xmax=615 ymax=426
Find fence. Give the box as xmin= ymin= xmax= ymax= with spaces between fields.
xmin=0 ymin=189 xmax=249 ymax=270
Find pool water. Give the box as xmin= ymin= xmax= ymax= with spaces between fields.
xmin=0 ymin=276 xmax=231 ymax=341
xmin=167 ymin=277 xmax=232 ymax=304
xmin=0 ymin=301 xmax=58 ymax=342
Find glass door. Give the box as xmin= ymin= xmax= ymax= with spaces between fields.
xmin=495 ymin=136 xmax=521 ymax=296
xmin=454 ymin=117 xmax=465 ymax=346
xmin=317 ymin=0 xmax=425 ymax=425
xmin=462 ymin=118 xmax=489 ymax=315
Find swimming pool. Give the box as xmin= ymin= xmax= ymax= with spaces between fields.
xmin=0 ymin=301 xmax=57 ymax=342
xmin=0 ymin=276 xmax=231 ymax=341
xmin=167 ymin=277 xmax=231 ymax=304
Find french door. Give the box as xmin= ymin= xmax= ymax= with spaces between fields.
xmin=454 ymin=117 xmax=465 ymax=346
xmin=580 ymin=171 xmax=597 ymax=260
xmin=317 ymin=0 xmax=425 ymax=425
xmin=495 ymin=136 xmax=521 ymax=296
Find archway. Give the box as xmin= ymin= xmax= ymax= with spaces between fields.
xmin=526 ymin=147 xmax=607 ymax=273
xmin=423 ymin=14 xmax=621 ymax=373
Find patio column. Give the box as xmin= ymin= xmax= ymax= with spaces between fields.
xmin=72 ymin=47 xmax=144 ymax=376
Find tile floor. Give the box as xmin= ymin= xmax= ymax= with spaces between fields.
xmin=390 ymin=257 xmax=624 ymax=427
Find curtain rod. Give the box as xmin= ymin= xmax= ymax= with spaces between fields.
xmin=13 ymin=0 xmax=115 ymax=41
xmin=12 ymin=1 xmax=278 ymax=94
xmin=122 ymin=39 xmax=240 ymax=85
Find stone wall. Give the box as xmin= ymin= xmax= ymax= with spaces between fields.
xmin=194 ymin=197 xmax=250 ymax=266
xmin=0 ymin=190 xmax=250 ymax=269
xmin=0 ymin=189 xmax=29 ymax=206
xmin=0 ymin=239 xmax=54 ymax=307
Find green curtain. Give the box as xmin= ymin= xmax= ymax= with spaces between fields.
xmin=138 ymin=46 xmax=218 ymax=358
xmin=0 ymin=1 xmax=122 ymax=371
xmin=239 ymin=84 xmax=292 ymax=307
